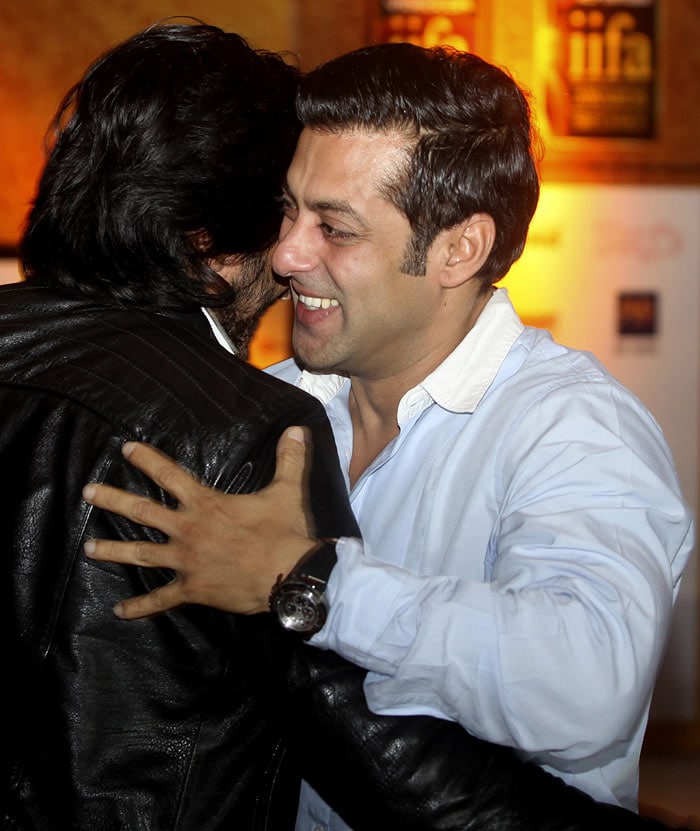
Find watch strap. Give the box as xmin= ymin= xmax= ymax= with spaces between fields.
xmin=292 ymin=537 xmax=338 ymax=583
xmin=268 ymin=538 xmax=338 ymax=618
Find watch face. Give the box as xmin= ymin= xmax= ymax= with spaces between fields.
xmin=274 ymin=581 xmax=327 ymax=636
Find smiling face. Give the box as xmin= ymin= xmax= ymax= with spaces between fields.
xmin=273 ymin=127 xmax=484 ymax=387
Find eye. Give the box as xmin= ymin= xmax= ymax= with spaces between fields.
xmin=320 ymin=222 xmax=355 ymax=241
xmin=277 ymin=194 xmax=297 ymax=220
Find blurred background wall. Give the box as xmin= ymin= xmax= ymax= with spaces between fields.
xmin=1 ymin=0 xmax=699 ymax=753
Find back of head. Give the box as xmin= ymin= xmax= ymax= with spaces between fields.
xmin=297 ymin=42 xmax=540 ymax=282
xmin=20 ymin=19 xmax=301 ymax=309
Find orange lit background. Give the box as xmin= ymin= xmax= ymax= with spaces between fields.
xmin=3 ymin=2 xmax=698 ymax=369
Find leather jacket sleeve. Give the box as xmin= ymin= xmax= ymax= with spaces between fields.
xmin=282 ymin=645 xmax=688 ymax=831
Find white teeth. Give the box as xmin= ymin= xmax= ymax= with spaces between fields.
xmin=298 ymin=293 xmax=339 ymax=310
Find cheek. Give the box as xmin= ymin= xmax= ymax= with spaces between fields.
xmin=328 ymin=248 xmax=364 ymax=281
xmin=326 ymin=245 xmax=388 ymax=296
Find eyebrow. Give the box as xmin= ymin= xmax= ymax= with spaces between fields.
xmin=314 ymin=199 xmax=367 ymax=226
xmin=282 ymin=185 xmax=367 ymax=227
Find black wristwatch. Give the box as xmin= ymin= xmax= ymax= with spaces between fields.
xmin=269 ymin=538 xmax=338 ymax=637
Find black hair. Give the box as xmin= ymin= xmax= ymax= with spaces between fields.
xmin=297 ymin=42 xmax=540 ymax=282
xmin=20 ymin=19 xmax=301 ymax=309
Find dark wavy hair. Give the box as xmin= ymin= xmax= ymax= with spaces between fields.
xmin=297 ymin=43 xmax=541 ymax=282
xmin=20 ymin=19 xmax=301 ymax=309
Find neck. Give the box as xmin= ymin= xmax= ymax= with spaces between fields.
xmin=347 ymin=377 xmax=402 ymax=487
xmin=346 ymin=286 xmax=494 ymax=486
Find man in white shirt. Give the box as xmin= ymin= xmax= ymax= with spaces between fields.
xmin=84 ymin=42 xmax=695 ymax=831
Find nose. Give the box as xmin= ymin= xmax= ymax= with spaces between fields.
xmin=272 ymin=215 xmax=317 ymax=276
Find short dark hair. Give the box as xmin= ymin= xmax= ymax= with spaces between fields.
xmin=296 ymin=43 xmax=540 ymax=282
xmin=20 ymin=20 xmax=301 ymax=309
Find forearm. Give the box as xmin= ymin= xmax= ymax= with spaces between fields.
xmin=312 ymin=537 xmax=671 ymax=759
xmin=279 ymin=638 xmax=684 ymax=831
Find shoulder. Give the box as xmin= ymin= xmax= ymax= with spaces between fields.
xmin=507 ymin=327 xmax=630 ymax=397
xmin=1 ymin=286 xmax=325 ymax=484
xmin=491 ymin=327 xmax=673 ymax=463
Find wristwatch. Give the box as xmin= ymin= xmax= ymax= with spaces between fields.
xmin=269 ymin=538 xmax=338 ymax=637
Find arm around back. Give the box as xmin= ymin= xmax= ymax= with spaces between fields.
xmin=280 ymin=645 xmax=693 ymax=831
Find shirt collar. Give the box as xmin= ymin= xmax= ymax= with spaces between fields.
xmin=295 ymin=287 xmax=524 ymax=418
xmin=201 ymin=307 xmax=237 ymax=355
xmin=418 ymin=287 xmax=523 ymax=414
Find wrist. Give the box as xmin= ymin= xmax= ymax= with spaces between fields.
xmin=269 ymin=538 xmax=338 ymax=637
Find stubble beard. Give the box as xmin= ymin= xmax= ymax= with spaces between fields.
xmin=213 ymin=251 xmax=283 ymax=360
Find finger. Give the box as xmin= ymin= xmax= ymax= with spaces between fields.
xmin=82 ymin=483 xmax=178 ymax=535
xmin=273 ymin=425 xmax=315 ymax=538
xmin=121 ymin=442 xmax=201 ymax=504
xmin=273 ymin=425 xmax=312 ymax=489
xmin=113 ymin=581 xmax=186 ymax=620
xmin=84 ymin=537 xmax=175 ymax=569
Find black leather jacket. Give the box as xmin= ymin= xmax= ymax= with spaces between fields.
xmin=1 ymin=281 xmax=685 ymax=831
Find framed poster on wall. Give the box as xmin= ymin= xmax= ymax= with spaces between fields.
xmin=527 ymin=0 xmax=700 ymax=184
xmin=368 ymin=0 xmax=477 ymax=50
xmin=544 ymin=0 xmax=658 ymax=139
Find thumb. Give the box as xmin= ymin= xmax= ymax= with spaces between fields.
xmin=273 ymin=425 xmax=315 ymax=537
xmin=273 ymin=425 xmax=312 ymax=489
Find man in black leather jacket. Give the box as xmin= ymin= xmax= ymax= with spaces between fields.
xmin=1 ymin=18 xmax=692 ymax=831
xmin=2 ymin=21 xmax=319 ymax=829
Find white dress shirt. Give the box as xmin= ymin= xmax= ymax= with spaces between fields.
xmin=267 ymin=288 xmax=694 ymax=830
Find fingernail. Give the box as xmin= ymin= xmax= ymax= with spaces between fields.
xmin=84 ymin=539 xmax=96 ymax=555
xmin=83 ymin=485 xmax=95 ymax=501
xmin=122 ymin=442 xmax=136 ymax=458
xmin=113 ymin=603 xmax=126 ymax=618
xmin=287 ymin=426 xmax=306 ymax=444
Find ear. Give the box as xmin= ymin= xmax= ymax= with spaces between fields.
xmin=438 ymin=213 xmax=495 ymax=288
